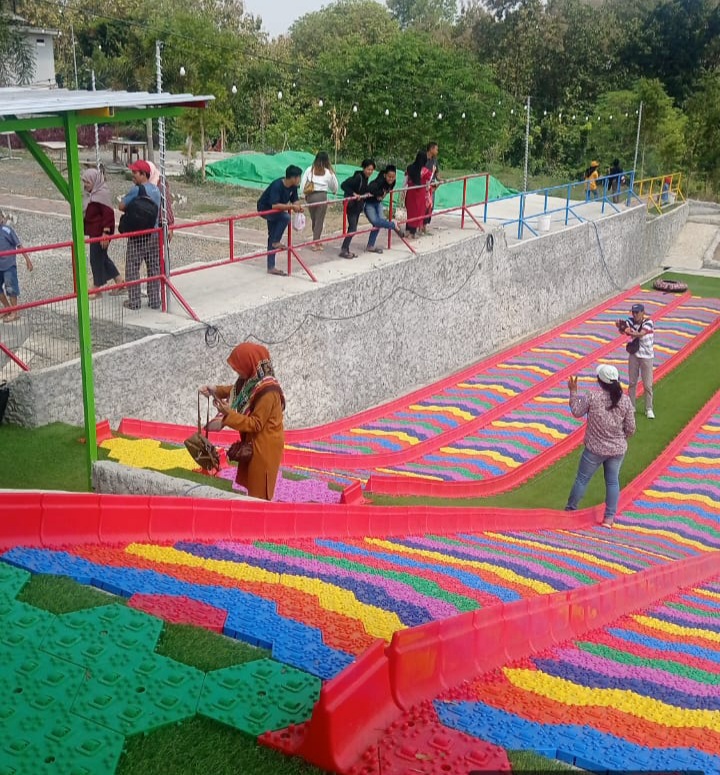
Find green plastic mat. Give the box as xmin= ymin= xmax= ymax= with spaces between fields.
xmin=205 ymin=150 xmax=516 ymax=208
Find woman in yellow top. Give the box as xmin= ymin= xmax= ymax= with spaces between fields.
xmin=585 ymin=160 xmax=600 ymax=201
xmin=200 ymin=343 xmax=285 ymax=500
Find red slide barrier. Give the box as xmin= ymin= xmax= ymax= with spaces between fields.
xmin=367 ymin=299 xmax=720 ymax=498
xmin=290 ymin=549 xmax=720 ymax=772
xmin=118 ymin=287 xmax=644 ymax=448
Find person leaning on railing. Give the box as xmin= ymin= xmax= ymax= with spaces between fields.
xmin=338 ymin=158 xmax=376 ymax=259
xmin=256 ymin=165 xmax=304 ymax=276
xmin=300 ymin=152 xmax=338 ymax=251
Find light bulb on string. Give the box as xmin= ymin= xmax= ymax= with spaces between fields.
xmin=491 ymin=111 xmax=496 ymax=117
xmin=572 ymin=114 xmax=576 ymax=120
xmin=292 ymin=81 xmax=296 ymax=88
xmin=318 ymin=98 xmax=323 ymax=107
xmin=352 ymin=104 xmax=358 ymax=113
xmin=231 ymin=85 xmax=237 ymax=95
xmin=462 ymin=112 xmax=466 ymax=119
xmin=385 ymin=108 xmax=390 ymax=116
xmin=543 ymin=110 xmax=547 ymax=116
xmin=437 ymin=112 xmax=442 ymax=120
xmin=277 ymin=90 xmax=283 ymax=100
xmin=412 ymin=111 xmax=417 ymax=118
xmin=510 ymin=109 xmax=514 ymax=114
xmin=585 ymin=115 xmax=589 ymax=121
xmin=625 ymin=112 xmax=629 ymax=117
xmin=179 ymin=66 xmax=186 ymax=77
xmin=609 ymin=114 xmax=613 ymax=120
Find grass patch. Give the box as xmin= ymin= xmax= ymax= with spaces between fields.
xmin=508 ymin=750 xmax=576 ymax=770
xmin=17 ymin=573 xmax=123 ymax=613
xmin=155 ymin=623 xmax=269 ymax=672
xmin=642 ymin=271 xmax=720 ymax=299
xmin=117 ymin=717 xmax=326 ymax=775
xmin=369 ymin=325 xmax=720 ymax=509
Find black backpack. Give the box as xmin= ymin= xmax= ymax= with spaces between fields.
xmin=118 ymin=184 xmax=158 ymax=233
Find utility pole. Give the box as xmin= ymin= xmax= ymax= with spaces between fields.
xmin=70 ymin=22 xmax=79 ymax=89
xmin=155 ymin=40 xmax=170 ymax=301
xmin=91 ymin=69 xmax=100 ymax=169
xmin=523 ymin=95 xmax=531 ymax=192
xmin=632 ymin=101 xmax=643 ymax=177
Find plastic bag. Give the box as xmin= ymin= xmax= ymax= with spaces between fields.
xmin=293 ymin=211 xmax=306 ymax=231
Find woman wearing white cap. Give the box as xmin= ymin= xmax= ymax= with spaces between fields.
xmin=565 ymin=364 xmax=636 ymax=527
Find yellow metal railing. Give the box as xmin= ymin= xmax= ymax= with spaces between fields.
xmin=633 ymin=172 xmax=685 ymax=214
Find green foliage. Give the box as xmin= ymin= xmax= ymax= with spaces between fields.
xmin=289 ymin=0 xmax=399 ymax=59
xmin=386 ymin=0 xmax=457 ymax=29
xmin=685 ymin=71 xmax=720 ymax=194
xmin=0 ymin=12 xmax=35 ymax=85
xmin=308 ymin=31 xmax=501 ymax=165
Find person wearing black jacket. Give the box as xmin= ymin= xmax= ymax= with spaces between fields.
xmin=363 ymin=165 xmax=405 ymax=254
xmin=339 ymin=158 xmax=375 ymax=259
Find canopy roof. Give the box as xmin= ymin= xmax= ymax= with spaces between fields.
xmin=0 ymin=87 xmax=213 ymax=125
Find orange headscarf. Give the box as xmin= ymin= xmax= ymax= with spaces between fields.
xmin=227 ymin=343 xmax=271 ymax=378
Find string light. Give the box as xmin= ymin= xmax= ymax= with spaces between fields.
xmin=277 ymin=90 xmax=283 ymax=99
xmin=413 ymin=111 xmax=417 ymax=118
xmin=437 ymin=112 xmax=442 ymax=119
xmin=231 ymin=84 xmax=237 ymax=94
xmin=461 ymin=112 xmax=466 ymax=119
xmin=384 ymin=108 xmax=390 ymax=116
xmin=491 ymin=111 xmax=495 ymax=117
xmin=352 ymin=104 xmax=358 ymax=113
xmin=318 ymin=98 xmax=323 ymax=106
xmin=179 ymin=66 xmax=186 ymax=76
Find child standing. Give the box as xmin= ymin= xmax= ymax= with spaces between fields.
xmin=0 ymin=217 xmax=33 ymax=322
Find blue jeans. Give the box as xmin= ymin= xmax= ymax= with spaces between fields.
xmin=263 ymin=212 xmax=290 ymax=270
xmin=566 ymin=448 xmax=624 ymax=521
xmin=586 ymin=188 xmax=599 ymax=202
xmin=364 ymin=200 xmax=395 ymax=248
xmin=0 ymin=265 xmax=19 ymax=298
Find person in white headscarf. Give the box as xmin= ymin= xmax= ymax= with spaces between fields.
xmin=147 ymin=161 xmax=175 ymax=238
xmin=81 ymin=168 xmax=122 ymax=293
xmin=564 ymin=363 xmax=636 ymax=527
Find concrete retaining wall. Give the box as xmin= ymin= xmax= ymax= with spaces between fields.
xmin=92 ymin=460 xmax=244 ymax=499
xmin=5 ymin=204 xmax=688 ymax=429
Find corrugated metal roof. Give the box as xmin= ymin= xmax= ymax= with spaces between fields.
xmin=0 ymin=88 xmax=214 ymax=117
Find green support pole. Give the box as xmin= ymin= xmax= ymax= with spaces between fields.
xmin=63 ymin=111 xmax=98 ymax=489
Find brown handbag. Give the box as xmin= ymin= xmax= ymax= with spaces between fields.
xmin=184 ymin=394 xmax=221 ymax=473
xmin=227 ymin=438 xmax=253 ymax=464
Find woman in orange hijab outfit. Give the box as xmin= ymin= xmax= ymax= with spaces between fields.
xmin=200 ymin=343 xmax=285 ymax=500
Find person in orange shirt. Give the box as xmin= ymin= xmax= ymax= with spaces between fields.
xmin=200 ymin=343 xmax=285 ymax=500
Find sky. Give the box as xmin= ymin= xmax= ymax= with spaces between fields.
xmin=244 ymin=0 xmax=386 ymax=37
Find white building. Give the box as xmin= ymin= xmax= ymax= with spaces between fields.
xmin=4 ymin=14 xmax=58 ymax=88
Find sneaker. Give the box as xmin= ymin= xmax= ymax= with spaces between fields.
xmin=646 ymin=409 xmax=655 ymax=419
xmin=601 ymin=518 xmax=614 ymax=528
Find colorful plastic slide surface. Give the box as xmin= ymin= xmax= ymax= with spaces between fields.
xmin=112 ymin=288 xmax=720 ymax=499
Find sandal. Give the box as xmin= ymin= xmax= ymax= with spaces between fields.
xmin=339 ymin=249 xmax=357 ymax=259
xmin=365 ymin=246 xmax=383 ymax=254
xmin=267 ymin=268 xmax=287 ymax=276
xmin=2 ymin=312 xmax=19 ymax=322
xmin=123 ymin=300 xmax=140 ymax=311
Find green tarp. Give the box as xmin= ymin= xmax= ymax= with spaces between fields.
xmin=205 ymin=150 xmax=516 ymax=208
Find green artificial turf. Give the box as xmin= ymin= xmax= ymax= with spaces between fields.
xmin=2 ymin=270 xmax=719 ymax=775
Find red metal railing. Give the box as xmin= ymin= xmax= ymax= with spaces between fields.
xmin=0 ymin=173 xmax=491 ymax=373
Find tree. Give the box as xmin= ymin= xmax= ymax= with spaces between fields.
xmin=0 ymin=12 xmax=35 ymax=85
xmin=386 ymin=0 xmax=457 ymax=29
xmin=685 ymin=71 xmax=720 ymax=194
xmin=308 ymin=31 xmax=501 ymax=166
xmin=289 ymin=0 xmax=399 ymax=59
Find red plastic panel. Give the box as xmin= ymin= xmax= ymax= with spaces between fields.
xmin=128 ymin=593 xmax=228 ymax=632
xmin=296 ymin=639 xmax=397 ymax=773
